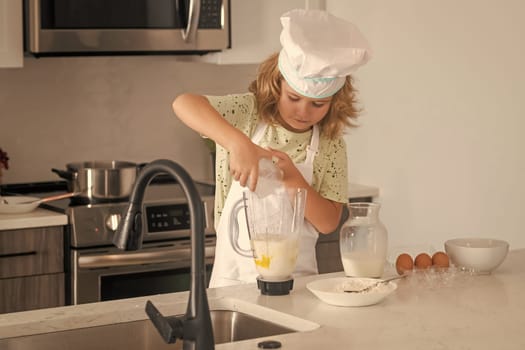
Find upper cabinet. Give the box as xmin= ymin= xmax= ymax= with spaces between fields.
xmin=200 ymin=0 xmax=326 ymax=64
xmin=0 ymin=0 xmax=23 ymax=68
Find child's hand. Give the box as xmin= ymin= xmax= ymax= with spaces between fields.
xmin=229 ymin=140 xmax=272 ymax=191
xmin=269 ymin=148 xmax=309 ymax=189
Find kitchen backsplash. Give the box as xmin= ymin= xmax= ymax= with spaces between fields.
xmin=0 ymin=56 xmax=257 ymax=184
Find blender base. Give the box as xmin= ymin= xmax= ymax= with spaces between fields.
xmin=256 ymin=276 xmax=294 ymax=296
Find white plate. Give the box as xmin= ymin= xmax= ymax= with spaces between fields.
xmin=0 ymin=196 xmax=42 ymax=214
xmin=306 ymin=277 xmax=397 ymax=307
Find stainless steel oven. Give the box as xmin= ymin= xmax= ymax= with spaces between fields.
xmin=72 ymin=237 xmax=216 ymax=304
xmin=61 ymin=180 xmax=216 ymax=305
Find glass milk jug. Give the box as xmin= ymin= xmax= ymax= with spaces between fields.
xmin=339 ymin=202 xmax=388 ymax=278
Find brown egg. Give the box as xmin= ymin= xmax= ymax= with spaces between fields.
xmin=395 ymin=253 xmax=414 ymax=275
xmin=432 ymin=251 xmax=450 ymax=268
xmin=414 ymin=253 xmax=432 ymax=269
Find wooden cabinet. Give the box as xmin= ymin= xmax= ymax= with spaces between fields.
xmin=0 ymin=0 xmax=23 ymax=68
xmin=0 ymin=274 xmax=65 ymax=314
xmin=0 ymin=226 xmax=65 ymax=313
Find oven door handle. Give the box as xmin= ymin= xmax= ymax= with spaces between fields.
xmin=78 ymin=246 xmax=215 ymax=269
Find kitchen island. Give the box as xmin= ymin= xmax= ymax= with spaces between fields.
xmin=0 ymin=249 xmax=523 ymax=349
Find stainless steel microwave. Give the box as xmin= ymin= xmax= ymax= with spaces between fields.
xmin=24 ymin=0 xmax=230 ymax=56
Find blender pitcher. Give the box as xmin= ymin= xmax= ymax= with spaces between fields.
xmin=229 ymin=187 xmax=307 ymax=295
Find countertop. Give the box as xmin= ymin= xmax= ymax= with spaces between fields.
xmin=0 ymin=208 xmax=67 ymax=230
xmin=0 ymin=182 xmax=378 ymax=231
xmin=1 ymin=249 xmax=523 ymax=349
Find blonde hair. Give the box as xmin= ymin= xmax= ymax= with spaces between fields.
xmin=248 ymin=53 xmax=361 ymax=139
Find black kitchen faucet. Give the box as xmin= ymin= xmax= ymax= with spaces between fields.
xmin=113 ymin=159 xmax=214 ymax=350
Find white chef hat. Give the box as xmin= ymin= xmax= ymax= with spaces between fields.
xmin=278 ymin=9 xmax=372 ymax=98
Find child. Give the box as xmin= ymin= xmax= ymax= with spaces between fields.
xmin=172 ymin=9 xmax=372 ymax=287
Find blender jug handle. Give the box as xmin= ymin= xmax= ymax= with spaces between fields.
xmin=229 ymin=197 xmax=253 ymax=257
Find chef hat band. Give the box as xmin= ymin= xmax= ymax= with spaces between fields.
xmin=278 ymin=9 xmax=372 ymax=98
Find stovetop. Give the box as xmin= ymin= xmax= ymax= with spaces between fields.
xmin=1 ymin=179 xmax=215 ymax=211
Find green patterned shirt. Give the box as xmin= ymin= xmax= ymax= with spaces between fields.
xmin=206 ymin=93 xmax=348 ymax=226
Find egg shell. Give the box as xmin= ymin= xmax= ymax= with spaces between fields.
xmin=414 ymin=253 xmax=432 ymax=269
xmin=395 ymin=253 xmax=414 ymax=275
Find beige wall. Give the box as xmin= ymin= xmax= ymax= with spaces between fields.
xmin=0 ymin=56 xmax=257 ymax=183
xmin=333 ymin=0 xmax=525 ymax=250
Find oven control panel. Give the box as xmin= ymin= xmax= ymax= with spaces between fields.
xmin=145 ymin=204 xmax=190 ymax=232
xmin=67 ymin=193 xmax=215 ymax=247
xmin=142 ymin=195 xmax=215 ymax=237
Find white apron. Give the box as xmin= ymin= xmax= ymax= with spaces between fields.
xmin=209 ymin=122 xmax=320 ymax=288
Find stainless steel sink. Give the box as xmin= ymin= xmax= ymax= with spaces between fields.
xmin=0 ymin=297 xmax=320 ymax=349
xmin=0 ymin=310 xmax=297 ymax=350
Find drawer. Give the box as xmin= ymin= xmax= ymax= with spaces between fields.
xmin=0 ymin=226 xmax=64 ymax=278
xmin=0 ymin=273 xmax=65 ymax=314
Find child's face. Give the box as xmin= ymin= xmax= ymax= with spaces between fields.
xmin=277 ymin=80 xmax=332 ymax=133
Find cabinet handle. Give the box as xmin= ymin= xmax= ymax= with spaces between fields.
xmin=0 ymin=251 xmax=37 ymax=258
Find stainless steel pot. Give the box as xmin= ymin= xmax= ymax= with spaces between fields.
xmin=52 ymin=161 xmax=141 ymax=201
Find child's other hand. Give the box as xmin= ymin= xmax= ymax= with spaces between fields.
xmin=269 ymin=148 xmax=308 ymax=189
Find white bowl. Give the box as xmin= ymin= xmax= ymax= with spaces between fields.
xmin=444 ymin=238 xmax=509 ymax=274
xmin=306 ymin=277 xmax=397 ymax=307
xmin=0 ymin=196 xmax=41 ymax=214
